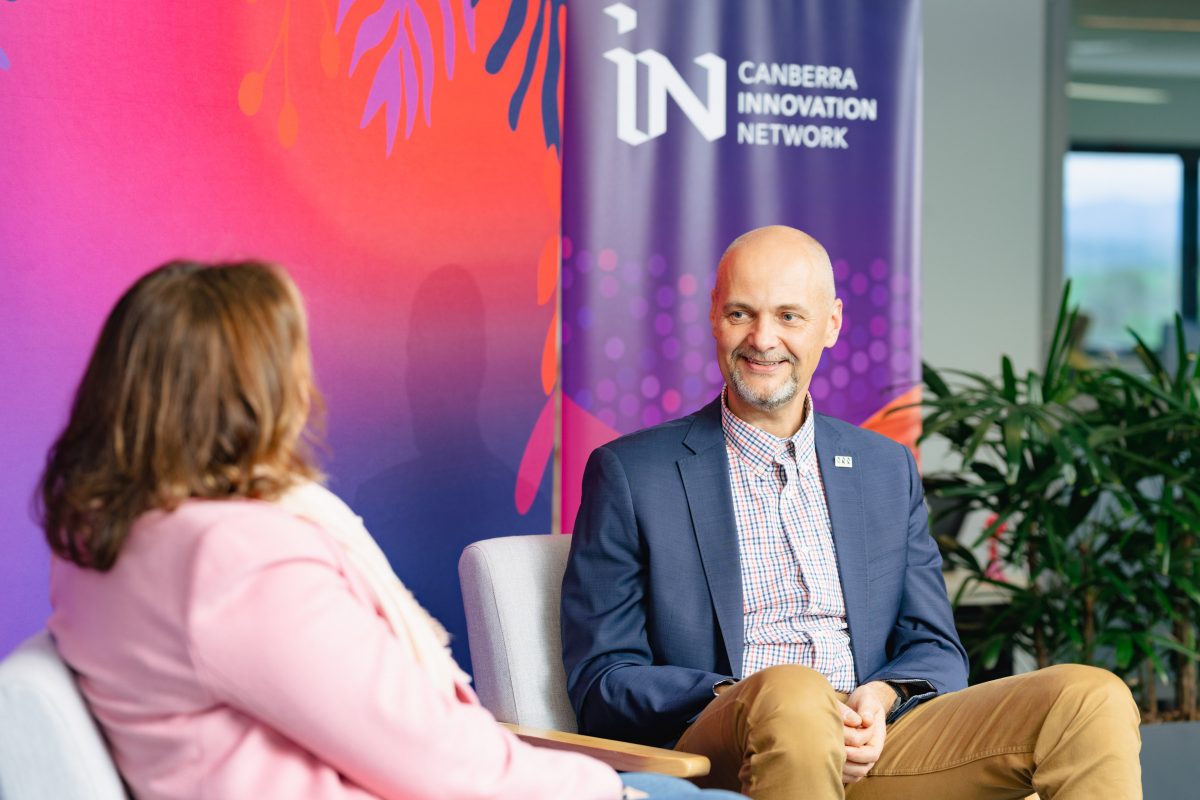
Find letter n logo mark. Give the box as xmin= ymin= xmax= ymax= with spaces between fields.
xmin=602 ymin=3 xmax=726 ymax=146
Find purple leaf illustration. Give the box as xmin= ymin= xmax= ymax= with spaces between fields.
xmin=438 ymin=0 xmax=455 ymax=77
xmin=349 ymin=0 xmax=396 ymax=73
xmin=399 ymin=11 xmax=420 ymax=135
xmin=406 ymin=2 xmax=434 ymax=125
xmin=339 ymin=0 xmax=476 ymax=155
xmin=462 ymin=0 xmax=475 ymax=53
xmin=362 ymin=38 xmax=403 ymax=147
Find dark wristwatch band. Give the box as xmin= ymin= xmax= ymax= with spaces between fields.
xmin=883 ymin=680 xmax=906 ymax=718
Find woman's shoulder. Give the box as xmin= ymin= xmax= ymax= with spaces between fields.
xmin=155 ymin=497 xmax=341 ymax=564
xmin=49 ymin=499 xmax=343 ymax=680
xmin=119 ymin=498 xmax=343 ymax=593
xmin=136 ymin=497 xmax=314 ymax=541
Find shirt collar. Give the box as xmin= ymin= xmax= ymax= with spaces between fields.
xmin=720 ymin=388 xmax=818 ymax=476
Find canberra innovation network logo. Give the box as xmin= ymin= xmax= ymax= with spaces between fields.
xmin=601 ymin=1 xmax=879 ymax=150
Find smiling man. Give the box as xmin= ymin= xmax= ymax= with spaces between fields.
xmin=713 ymin=228 xmax=839 ymax=431
xmin=561 ymin=226 xmax=1142 ymax=799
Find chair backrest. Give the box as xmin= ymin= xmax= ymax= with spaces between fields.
xmin=0 ymin=630 xmax=128 ymax=800
xmin=458 ymin=534 xmax=578 ymax=732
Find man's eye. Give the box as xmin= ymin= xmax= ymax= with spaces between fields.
xmin=781 ymin=313 xmax=798 ymax=322
xmin=729 ymin=311 xmax=747 ymax=320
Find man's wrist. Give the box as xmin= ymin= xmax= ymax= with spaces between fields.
xmin=881 ymin=681 xmax=904 ymax=717
xmin=861 ymin=680 xmax=898 ymax=710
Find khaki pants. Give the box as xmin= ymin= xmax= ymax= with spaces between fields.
xmin=675 ymin=664 xmax=1142 ymax=799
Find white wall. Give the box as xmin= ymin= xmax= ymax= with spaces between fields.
xmin=922 ymin=0 xmax=1066 ymax=376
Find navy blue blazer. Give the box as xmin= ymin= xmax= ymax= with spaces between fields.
xmin=561 ymin=397 xmax=969 ymax=747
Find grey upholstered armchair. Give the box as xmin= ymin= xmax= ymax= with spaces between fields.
xmin=458 ymin=534 xmax=709 ymax=777
xmin=0 ymin=630 xmax=128 ymax=799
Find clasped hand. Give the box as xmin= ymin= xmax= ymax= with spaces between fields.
xmin=838 ymin=681 xmax=896 ymax=785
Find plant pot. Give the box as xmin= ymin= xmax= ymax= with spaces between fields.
xmin=1140 ymin=720 xmax=1200 ymax=799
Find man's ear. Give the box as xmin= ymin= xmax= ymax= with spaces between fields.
xmin=824 ymin=298 xmax=843 ymax=348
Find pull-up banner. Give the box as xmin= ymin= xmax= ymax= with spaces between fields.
xmin=560 ymin=0 xmax=923 ymax=530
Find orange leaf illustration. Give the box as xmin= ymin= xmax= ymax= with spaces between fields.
xmin=540 ymin=311 xmax=558 ymax=396
xmin=277 ymin=96 xmax=298 ymax=149
xmin=542 ymin=148 xmax=561 ymax=217
xmin=537 ymin=236 xmax=558 ymax=306
xmin=515 ymin=396 xmax=555 ymax=516
xmin=238 ymin=71 xmax=266 ymax=116
xmin=860 ymin=386 xmax=922 ymax=464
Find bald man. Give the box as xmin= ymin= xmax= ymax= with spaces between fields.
xmin=561 ymin=227 xmax=1141 ymax=799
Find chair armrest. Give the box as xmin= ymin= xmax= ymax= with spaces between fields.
xmin=502 ymin=723 xmax=710 ymax=777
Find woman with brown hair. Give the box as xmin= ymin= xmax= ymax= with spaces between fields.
xmin=41 ymin=260 xmax=742 ymax=800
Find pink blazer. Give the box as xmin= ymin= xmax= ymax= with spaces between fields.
xmin=49 ymin=499 xmax=621 ymax=800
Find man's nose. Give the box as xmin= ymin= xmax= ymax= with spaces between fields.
xmin=746 ymin=316 xmax=781 ymax=352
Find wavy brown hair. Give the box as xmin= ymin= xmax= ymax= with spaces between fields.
xmin=39 ymin=260 xmax=322 ymax=571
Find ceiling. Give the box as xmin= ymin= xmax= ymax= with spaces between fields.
xmin=1070 ymin=0 xmax=1200 ymax=80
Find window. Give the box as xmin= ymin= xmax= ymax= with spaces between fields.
xmin=1063 ymin=148 xmax=1199 ymax=354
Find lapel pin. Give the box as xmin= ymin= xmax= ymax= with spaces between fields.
xmin=834 ymin=455 xmax=853 ymax=468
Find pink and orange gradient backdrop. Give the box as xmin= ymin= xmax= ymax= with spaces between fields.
xmin=0 ymin=0 xmax=564 ymax=669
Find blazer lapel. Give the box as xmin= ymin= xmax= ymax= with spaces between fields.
xmin=678 ymin=399 xmax=743 ymax=676
xmin=814 ymin=415 xmax=869 ymax=680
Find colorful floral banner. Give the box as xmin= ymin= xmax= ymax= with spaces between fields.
xmin=0 ymin=0 xmax=563 ymax=670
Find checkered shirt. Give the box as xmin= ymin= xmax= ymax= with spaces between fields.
xmin=722 ymin=391 xmax=856 ymax=691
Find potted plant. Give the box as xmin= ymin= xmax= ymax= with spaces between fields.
xmin=1086 ymin=322 xmax=1200 ymax=720
xmin=914 ymin=287 xmax=1200 ymax=797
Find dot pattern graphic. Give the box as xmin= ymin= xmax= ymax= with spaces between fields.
xmin=562 ymin=247 xmax=917 ymax=433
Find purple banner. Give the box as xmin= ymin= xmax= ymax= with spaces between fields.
xmin=561 ymin=0 xmax=922 ymax=529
